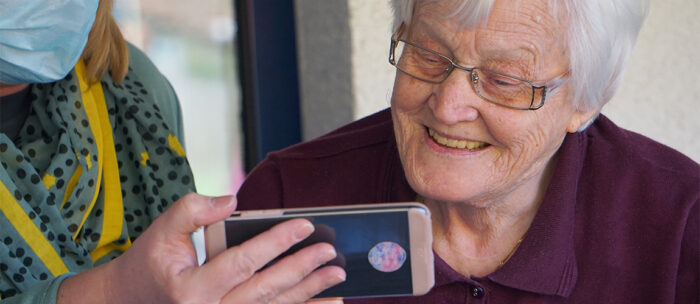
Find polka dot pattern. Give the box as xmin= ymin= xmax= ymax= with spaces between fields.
xmin=0 ymin=62 xmax=195 ymax=297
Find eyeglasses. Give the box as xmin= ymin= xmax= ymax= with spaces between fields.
xmin=388 ymin=38 xmax=567 ymax=111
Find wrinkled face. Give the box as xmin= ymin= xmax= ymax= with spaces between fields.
xmin=391 ymin=0 xmax=594 ymax=205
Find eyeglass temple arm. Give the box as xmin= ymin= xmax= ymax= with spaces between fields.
xmin=389 ymin=23 xmax=406 ymax=65
xmin=393 ymin=23 xmax=406 ymax=40
xmin=530 ymin=73 xmax=569 ymax=109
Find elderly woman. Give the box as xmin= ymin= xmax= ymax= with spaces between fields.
xmin=237 ymin=0 xmax=699 ymax=303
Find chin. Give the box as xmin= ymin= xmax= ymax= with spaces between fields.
xmin=403 ymin=161 xmax=494 ymax=205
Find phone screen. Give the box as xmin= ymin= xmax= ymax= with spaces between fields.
xmin=224 ymin=210 xmax=413 ymax=298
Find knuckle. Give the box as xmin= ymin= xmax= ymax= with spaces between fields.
xmin=255 ymin=282 xmax=278 ymax=302
xmin=179 ymin=192 xmax=199 ymax=203
xmin=296 ymin=289 xmax=317 ymax=302
xmin=267 ymin=294 xmax=294 ymax=304
xmin=230 ymin=249 xmax=259 ymax=278
xmin=162 ymin=280 xmax=186 ymax=303
xmin=267 ymin=298 xmax=283 ymax=304
xmin=294 ymin=268 xmax=310 ymax=283
xmin=274 ymin=288 xmax=314 ymax=304
xmin=292 ymin=255 xmax=318 ymax=281
xmin=179 ymin=192 xmax=201 ymax=210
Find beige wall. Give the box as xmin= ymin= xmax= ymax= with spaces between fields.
xmin=602 ymin=0 xmax=699 ymax=162
xmin=296 ymin=0 xmax=699 ymax=162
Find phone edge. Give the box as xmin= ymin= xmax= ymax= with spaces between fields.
xmin=191 ymin=226 xmax=206 ymax=266
xmin=205 ymin=221 xmax=227 ymax=263
xmin=408 ymin=207 xmax=435 ymax=296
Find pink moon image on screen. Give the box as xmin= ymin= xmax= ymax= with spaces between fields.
xmin=368 ymin=241 xmax=407 ymax=272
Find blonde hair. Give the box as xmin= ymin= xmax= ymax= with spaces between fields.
xmin=81 ymin=0 xmax=129 ymax=83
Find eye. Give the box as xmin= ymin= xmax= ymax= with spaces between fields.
xmin=487 ymin=75 xmax=520 ymax=87
xmin=476 ymin=69 xmax=528 ymax=99
xmin=417 ymin=50 xmax=446 ymax=66
xmin=395 ymin=41 xmax=452 ymax=81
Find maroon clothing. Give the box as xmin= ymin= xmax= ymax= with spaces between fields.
xmin=237 ymin=109 xmax=699 ymax=303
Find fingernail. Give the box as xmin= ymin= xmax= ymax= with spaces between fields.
xmin=317 ymin=247 xmax=337 ymax=264
xmin=210 ymin=195 xmax=236 ymax=209
xmin=335 ymin=272 xmax=346 ymax=282
xmin=293 ymin=222 xmax=315 ymax=242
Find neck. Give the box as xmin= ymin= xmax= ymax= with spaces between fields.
xmin=426 ymin=154 xmax=558 ymax=277
xmin=0 ymin=83 xmax=29 ymax=98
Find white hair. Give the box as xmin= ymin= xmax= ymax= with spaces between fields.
xmin=390 ymin=0 xmax=649 ymax=112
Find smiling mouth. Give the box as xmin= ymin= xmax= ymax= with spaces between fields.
xmin=428 ymin=128 xmax=490 ymax=151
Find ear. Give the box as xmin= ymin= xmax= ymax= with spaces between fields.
xmin=566 ymin=108 xmax=600 ymax=133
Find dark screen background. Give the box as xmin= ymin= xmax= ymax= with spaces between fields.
xmin=224 ymin=211 xmax=413 ymax=298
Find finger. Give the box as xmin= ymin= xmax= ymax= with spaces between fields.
xmin=272 ymin=265 xmax=346 ymax=304
xmin=154 ymin=193 xmax=237 ymax=236
xmin=306 ymin=298 xmax=344 ymax=304
xmin=222 ymin=242 xmax=339 ymax=303
xmin=193 ymin=218 xmax=315 ymax=297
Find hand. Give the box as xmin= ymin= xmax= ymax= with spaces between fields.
xmin=58 ymin=193 xmax=346 ymax=303
xmin=305 ymin=298 xmax=344 ymax=304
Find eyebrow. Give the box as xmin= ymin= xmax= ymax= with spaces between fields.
xmin=480 ymin=45 xmax=537 ymax=72
xmin=478 ymin=36 xmax=542 ymax=79
xmin=409 ymin=22 xmax=540 ymax=78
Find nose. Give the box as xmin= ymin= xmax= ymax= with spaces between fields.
xmin=428 ymin=69 xmax=481 ymax=125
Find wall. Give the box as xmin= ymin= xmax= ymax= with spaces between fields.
xmin=602 ymin=0 xmax=699 ymax=162
xmin=295 ymin=0 xmax=699 ymax=162
xmin=294 ymin=0 xmax=354 ymax=140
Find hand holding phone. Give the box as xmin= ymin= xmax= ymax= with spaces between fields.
xmin=193 ymin=202 xmax=435 ymax=300
xmin=66 ymin=193 xmax=343 ymax=304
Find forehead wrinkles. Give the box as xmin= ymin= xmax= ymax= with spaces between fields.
xmin=476 ymin=1 xmax=564 ymax=74
xmin=486 ymin=3 xmax=559 ymax=39
xmin=411 ymin=1 xmax=488 ymax=59
xmin=478 ymin=1 xmax=561 ymax=53
xmin=410 ymin=0 xmax=567 ymax=78
xmin=413 ymin=1 xmax=463 ymax=35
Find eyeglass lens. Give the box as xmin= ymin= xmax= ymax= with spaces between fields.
xmin=392 ymin=40 xmax=542 ymax=110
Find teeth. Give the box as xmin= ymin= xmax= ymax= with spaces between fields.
xmin=428 ymin=128 xmax=488 ymax=150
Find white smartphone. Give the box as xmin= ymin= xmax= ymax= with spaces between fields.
xmin=192 ymin=202 xmax=434 ymax=299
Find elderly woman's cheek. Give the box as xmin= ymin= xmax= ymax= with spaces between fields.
xmin=392 ymin=74 xmax=432 ymax=110
xmin=492 ymin=126 xmax=552 ymax=184
xmin=393 ymin=114 xmax=420 ymax=168
xmin=392 ymin=105 xmax=438 ymax=192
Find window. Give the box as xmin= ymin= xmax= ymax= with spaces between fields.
xmin=114 ymin=0 xmax=244 ymax=195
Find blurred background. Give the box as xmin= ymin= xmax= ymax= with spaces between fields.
xmin=113 ymin=0 xmax=699 ymax=197
xmin=114 ymin=0 xmax=242 ymax=196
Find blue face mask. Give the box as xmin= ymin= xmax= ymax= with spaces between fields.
xmin=0 ymin=0 xmax=100 ymax=84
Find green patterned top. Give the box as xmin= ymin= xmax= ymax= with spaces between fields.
xmin=0 ymin=44 xmax=196 ymax=303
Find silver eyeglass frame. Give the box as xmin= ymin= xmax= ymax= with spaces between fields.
xmin=388 ymin=29 xmax=568 ymax=111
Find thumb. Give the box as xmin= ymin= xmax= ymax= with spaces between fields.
xmin=157 ymin=192 xmax=237 ymax=236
